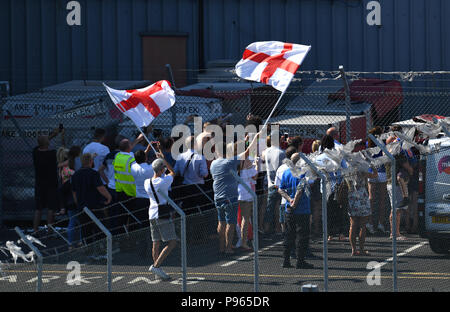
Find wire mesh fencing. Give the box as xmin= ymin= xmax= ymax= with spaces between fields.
xmin=0 ymin=70 xmax=449 ymax=292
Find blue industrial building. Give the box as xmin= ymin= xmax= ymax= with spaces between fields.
xmin=1 ymin=0 xmax=450 ymax=94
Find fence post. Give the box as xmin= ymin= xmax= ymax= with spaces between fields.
xmin=298 ymin=153 xmax=328 ymax=292
xmin=118 ymin=201 xmax=142 ymax=226
xmin=14 ymin=226 xmax=43 ymax=292
xmin=158 ymin=191 xmax=187 ymax=292
xmin=339 ymin=65 xmax=352 ymax=144
xmin=230 ymin=170 xmax=259 ymax=292
xmin=368 ymin=134 xmax=397 ymax=292
xmin=83 ymin=207 xmax=112 ymax=292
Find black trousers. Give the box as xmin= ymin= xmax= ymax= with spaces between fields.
xmin=132 ymin=197 xmax=151 ymax=229
xmin=116 ymin=191 xmax=135 ymax=233
xmin=327 ymin=193 xmax=345 ymax=236
xmin=79 ymin=205 xmax=104 ymax=244
xmin=283 ymin=213 xmax=310 ymax=263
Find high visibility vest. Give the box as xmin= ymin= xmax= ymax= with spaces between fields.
xmin=113 ymin=152 xmax=136 ymax=197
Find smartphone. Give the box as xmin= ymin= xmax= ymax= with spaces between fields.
xmin=59 ymin=123 xmax=64 ymax=132
xmin=284 ymin=132 xmax=289 ymax=140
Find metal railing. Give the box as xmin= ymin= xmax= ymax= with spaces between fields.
xmin=298 ymin=153 xmax=329 ymax=291
xmin=230 ymin=170 xmax=259 ymax=292
xmin=83 ymin=207 xmax=112 ymax=292
xmin=368 ymin=134 xmax=398 ymax=292
xmin=158 ymin=191 xmax=187 ymax=292
xmin=14 ymin=226 xmax=43 ymax=292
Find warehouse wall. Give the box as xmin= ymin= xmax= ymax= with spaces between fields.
xmin=0 ymin=0 xmax=199 ymax=94
xmin=1 ymin=0 xmax=450 ymax=94
xmin=203 ymin=0 xmax=450 ymax=72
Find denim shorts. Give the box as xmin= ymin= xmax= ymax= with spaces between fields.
xmin=215 ymin=198 xmax=238 ymax=225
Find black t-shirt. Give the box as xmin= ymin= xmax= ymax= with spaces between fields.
xmin=32 ymin=147 xmax=58 ymax=189
xmin=71 ymin=167 xmax=104 ymax=210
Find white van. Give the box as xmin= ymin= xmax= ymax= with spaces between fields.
xmin=424 ymin=137 xmax=450 ymax=254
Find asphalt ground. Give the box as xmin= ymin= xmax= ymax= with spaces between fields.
xmin=0 ymin=228 xmax=448 ymax=292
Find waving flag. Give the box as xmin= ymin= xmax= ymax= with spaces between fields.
xmin=235 ymin=41 xmax=311 ymax=92
xmin=103 ymin=80 xmax=175 ymax=127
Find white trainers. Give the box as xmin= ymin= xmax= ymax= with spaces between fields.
xmin=149 ymin=265 xmax=171 ymax=281
xmin=377 ymin=224 xmax=386 ymax=233
xmin=366 ymin=223 xmax=375 ymax=234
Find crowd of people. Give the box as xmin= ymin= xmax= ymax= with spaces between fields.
xmin=31 ymin=114 xmax=423 ymax=278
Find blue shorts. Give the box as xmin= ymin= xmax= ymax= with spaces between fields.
xmin=215 ymin=199 xmax=238 ymax=225
xmin=279 ymin=204 xmax=286 ymax=224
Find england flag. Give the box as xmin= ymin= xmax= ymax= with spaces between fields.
xmin=104 ymin=80 xmax=176 ymax=127
xmin=235 ymin=41 xmax=311 ymax=92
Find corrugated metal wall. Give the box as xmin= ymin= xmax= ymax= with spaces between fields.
xmin=2 ymin=0 xmax=450 ymax=94
xmin=1 ymin=0 xmax=199 ymax=94
xmin=203 ymin=0 xmax=450 ymax=72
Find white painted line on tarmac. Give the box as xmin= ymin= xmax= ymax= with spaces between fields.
xmin=373 ymin=241 xmax=428 ymax=270
xmin=221 ymin=241 xmax=283 ymax=267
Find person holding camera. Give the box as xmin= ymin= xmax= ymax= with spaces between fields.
xmin=32 ymin=127 xmax=65 ymax=233
xmin=145 ymin=154 xmax=177 ymax=281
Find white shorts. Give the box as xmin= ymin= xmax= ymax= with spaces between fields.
xmin=150 ymin=219 xmax=178 ymax=242
xmin=387 ymin=183 xmax=407 ymax=210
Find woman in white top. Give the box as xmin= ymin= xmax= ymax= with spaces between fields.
xmin=237 ymin=157 xmax=259 ymax=251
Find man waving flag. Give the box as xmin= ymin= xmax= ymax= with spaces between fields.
xmin=235 ymin=41 xmax=311 ymax=93
xmin=104 ymin=80 xmax=175 ymax=127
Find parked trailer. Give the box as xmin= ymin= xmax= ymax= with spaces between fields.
xmin=267 ymin=114 xmax=368 ymax=154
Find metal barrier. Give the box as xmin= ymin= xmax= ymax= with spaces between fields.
xmin=14 ymin=226 xmax=43 ymax=292
xmin=298 ymin=153 xmax=329 ymax=291
xmin=230 ymin=170 xmax=259 ymax=292
xmin=368 ymin=134 xmax=398 ymax=292
xmin=158 ymin=191 xmax=187 ymax=292
xmin=83 ymin=207 xmax=112 ymax=292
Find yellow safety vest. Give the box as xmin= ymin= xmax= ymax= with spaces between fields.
xmin=113 ymin=152 xmax=136 ymax=197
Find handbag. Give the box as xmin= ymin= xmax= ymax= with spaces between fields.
xmin=150 ymin=178 xmax=171 ymax=219
xmin=336 ymin=180 xmax=349 ymax=206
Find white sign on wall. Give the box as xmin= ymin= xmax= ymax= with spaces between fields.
xmin=367 ymin=1 xmax=381 ymax=26
xmin=66 ymin=1 xmax=81 ymax=26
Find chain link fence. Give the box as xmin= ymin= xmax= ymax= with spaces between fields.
xmin=0 ymin=71 xmax=449 ymax=292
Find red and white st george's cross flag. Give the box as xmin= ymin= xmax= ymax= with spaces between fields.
xmin=103 ymin=80 xmax=175 ymax=127
xmin=235 ymin=41 xmax=311 ymax=92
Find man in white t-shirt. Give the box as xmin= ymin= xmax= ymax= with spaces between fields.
xmin=145 ymin=155 xmax=177 ymax=281
xmin=130 ymin=147 xmax=154 ymax=229
xmin=261 ymin=133 xmax=286 ymax=234
xmin=274 ymin=146 xmax=297 ymax=235
xmin=83 ymin=128 xmax=110 ymax=177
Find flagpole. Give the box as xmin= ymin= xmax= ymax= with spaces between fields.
xmin=261 ymin=88 xmax=287 ymax=132
xmin=134 ymin=122 xmax=159 ymax=155
xmin=248 ymin=88 xmax=288 ymax=148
